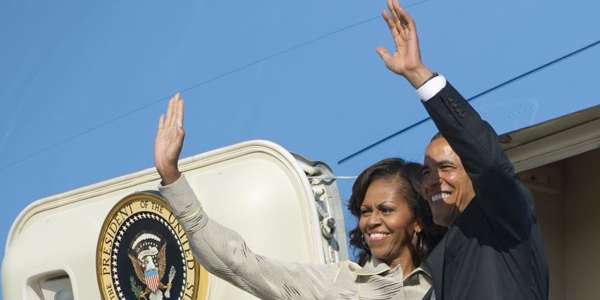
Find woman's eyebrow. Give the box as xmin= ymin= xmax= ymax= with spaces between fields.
xmin=376 ymin=201 xmax=396 ymax=207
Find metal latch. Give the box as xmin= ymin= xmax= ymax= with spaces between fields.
xmin=320 ymin=216 xmax=336 ymax=239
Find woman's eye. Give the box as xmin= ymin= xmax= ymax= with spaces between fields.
xmin=360 ymin=209 xmax=371 ymax=216
xmin=380 ymin=207 xmax=394 ymax=214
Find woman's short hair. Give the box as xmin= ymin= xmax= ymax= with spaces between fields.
xmin=347 ymin=158 xmax=446 ymax=266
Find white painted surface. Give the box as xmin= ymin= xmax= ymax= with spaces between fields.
xmin=2 ymin=140 xmax=346 ymax=300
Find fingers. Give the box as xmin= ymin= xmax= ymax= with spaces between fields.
xmin=386 ymin=0 xmax=414 ymax=41
xmin=382 ymin=10 xmax=403 ymax=49
xmin=158 ymin=114 xmax=165 ymax=131
xmin=177 ymin=93 xmax=184 ymax=128
xmin=393 ymin=1 xmax=417 ymax=34
xmin=164 ymin=92 xmax=185 ymax=128
xmin=175 ymin=92 xmax=184 ymax=128
xmin=166 ymin=94 xmax=176 ymax=127
xmin=387 ymin=0 xmax=401 ymax=25
xmin=171 ymin=93 xmax=179 ymax=128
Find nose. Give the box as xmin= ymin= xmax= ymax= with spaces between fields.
xmin=366 ymin=211 xmax=382 ymax=228
xmin=423 ymin=173 xmax=445 ymax=201
xmin=424 ymin=169 xmax=442 ymax=189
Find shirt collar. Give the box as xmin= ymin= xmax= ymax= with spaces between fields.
xmin=404 ymin=266 xmax=431 ymax=285
xmin=354 ymin=257 xmax=432 ymax=282
xmin=354 ymin=257 xmax=391 ymax=276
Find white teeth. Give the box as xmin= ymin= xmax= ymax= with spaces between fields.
xmin=368 ymin=233 xmax=389 ymax=239
xmin=431 ymin=193 xmax=449 ymax=202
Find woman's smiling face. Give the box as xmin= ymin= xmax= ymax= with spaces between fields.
xmin=359 ymin=178 xmax=420 ymax=266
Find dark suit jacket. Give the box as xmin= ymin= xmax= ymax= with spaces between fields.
xmin=421 ymin=82 xmax=549 ymax=300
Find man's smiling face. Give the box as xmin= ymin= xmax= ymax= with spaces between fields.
xmin=422 ymin=137 xmax=475 ymax=227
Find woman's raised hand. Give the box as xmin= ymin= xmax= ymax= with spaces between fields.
xmin=154 ymin=93 xmax=185 ymax=185
xmin=376 ymin=0 xmax=433 ymax=88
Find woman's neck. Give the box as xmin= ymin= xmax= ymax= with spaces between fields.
xmin=386 ymin=248 xmax=416 ymax=277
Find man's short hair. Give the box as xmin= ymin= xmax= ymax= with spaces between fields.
xmin=431 ymin=132 xmax=444 ymax=142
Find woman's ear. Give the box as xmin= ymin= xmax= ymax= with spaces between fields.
xmin=414 ymin=222 xmax=422 ymax=234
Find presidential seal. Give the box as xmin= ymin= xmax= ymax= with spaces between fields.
xmin=97 ymin=192 xmax=208 ymax=300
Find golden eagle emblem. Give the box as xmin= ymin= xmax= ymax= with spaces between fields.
xmin=128 ymin=232 xmax=176 ymax=300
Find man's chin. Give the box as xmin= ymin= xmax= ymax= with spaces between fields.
xmin=433 ymin=210 xmax=458 ymax=227
xmin=433 ymin=216 xmax=451 ymax=227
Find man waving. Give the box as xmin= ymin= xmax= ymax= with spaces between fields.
xmin=377 ymin=1 xmax=549 ymax=299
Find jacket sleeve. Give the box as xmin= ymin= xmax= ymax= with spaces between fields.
xmin=159 ymin=175 xmax=339 ymax=300
xmin=422 ymin=81 xmax=535 ymax=241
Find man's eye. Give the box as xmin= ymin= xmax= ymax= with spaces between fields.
xmin=421 ymin=168 xmax=430 ymax=175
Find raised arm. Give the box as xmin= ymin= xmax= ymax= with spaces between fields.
xmin=159 ymin=175 xmax=337 ymax=299
xmin=377 ymin=0 xmax=533 ymax=240
xmin=153 ymin=95 xmax=336 ymax=299
xmin=377 ymin=0 xmax=514 ymax=176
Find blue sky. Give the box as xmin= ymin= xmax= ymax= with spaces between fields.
xmin=1 ymin=0 xmax=599 ymax=293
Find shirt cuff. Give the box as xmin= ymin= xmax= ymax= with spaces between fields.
xmin=416 ymin=74 xmax=447 ymax=102
xmin=158 ymin=174 xmax=204 ymax=218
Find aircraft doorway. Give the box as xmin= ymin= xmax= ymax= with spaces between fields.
xmin=502 ymin=105 xmax=600 ymax=300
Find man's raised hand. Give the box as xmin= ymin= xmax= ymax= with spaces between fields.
xmin=377 ymin=0 xmax=433 ymax=88
xmin=154 ymin=93 xmax=185 ymax=185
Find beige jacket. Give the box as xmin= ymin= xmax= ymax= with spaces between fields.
xmin=160 ymin=175 xmax=431 ymax=300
